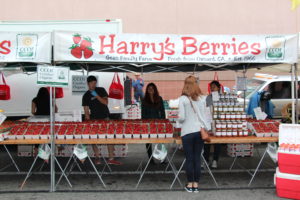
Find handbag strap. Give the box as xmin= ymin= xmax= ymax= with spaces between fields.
xmin=116 ymin=73 xmax=121 ymax=84
xmin=112 ymin=73 xmax=121 ymax=84
xmin=1 ymin=72 xmax=7 ymax=85
xmin=188 ymin=97 xmax=204 ymax=126
xmin=188 ymin=97 xmax=201 ymax=122
xmin=214 ymin=72 xmax=219 ymax=81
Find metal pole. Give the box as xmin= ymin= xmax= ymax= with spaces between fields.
xmin=292 ymin=65 xmax=296 ymax=124
xmin=50 ymin=86 xmax=55 ymax=192
xmin=295 ymin=64 xmax=299 ymax=124
xmin=243 ymin=68 xmax=246 ymax=110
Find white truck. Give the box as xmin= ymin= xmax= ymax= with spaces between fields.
xmin=238 ymin=73 xmax=300 ymax=118
xmin=0 ymin=20 xmax=125 ymax=117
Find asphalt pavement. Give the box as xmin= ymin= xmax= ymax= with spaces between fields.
xmin=0 ymin=144 xmax=284 ymax=200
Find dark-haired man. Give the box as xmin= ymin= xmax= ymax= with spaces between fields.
xmin=82 ymin=75 xmax=122 ymax=165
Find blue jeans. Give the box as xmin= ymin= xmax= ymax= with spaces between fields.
xmin=134 ymin=90 xmax=144 ymax=102
xmin=182 ymin=132 xmax=204 ymax=182
xmin=204 ymin=144 xmax=221 ymax=162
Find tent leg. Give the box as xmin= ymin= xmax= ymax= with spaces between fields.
xmin=292 ymin=64 xmax=296 ymax=124
xmin=50 ymin=87 xmax=56 ymax=192
xmin=295 ymin=63 xmax=299 ymax=124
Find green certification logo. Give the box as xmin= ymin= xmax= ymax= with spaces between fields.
xmin=16 ymin=34 xmax=38 ymax=59
xmin=265 ymin=36 xmax=286 ymax=60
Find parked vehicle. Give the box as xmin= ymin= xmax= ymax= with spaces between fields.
xmin=238 ymin=73 xmax=300 ymax=118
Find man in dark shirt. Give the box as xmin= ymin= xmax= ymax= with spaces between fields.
xmin=82 ymin=75 xmax=122 ymax=165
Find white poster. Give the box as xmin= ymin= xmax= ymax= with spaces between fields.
xmin=37 ymin=65 xmax=70 ymax=87
xmin=72 ymin=75 xmax=98 ymax=92
xmin=0 ymin=32 xmax=52 ymax=63
xmin=54 ymin=31 xmax=298 ymax=64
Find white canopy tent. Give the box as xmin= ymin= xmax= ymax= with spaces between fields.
xmin=1 ymin=31 xmax=298 ymax=192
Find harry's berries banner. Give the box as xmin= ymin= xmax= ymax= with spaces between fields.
xmin=0 ymin=32 xmax=52 ymax=63
xmin=54 ymin=31 xmax=298 ymax=64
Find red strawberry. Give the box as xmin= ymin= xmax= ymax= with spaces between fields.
xmin=73 ymin=33 xmax=81 ymax=44
xmin=80 ymin=37 xmax=93 ymax=49
xmin=70 ymin=44 xmax=82 ymax=59
xmin=83 ymin=47 xmax=93 ymax=59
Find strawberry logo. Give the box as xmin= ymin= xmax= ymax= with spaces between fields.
xmin=70 ymin=44 xmax=82 ymax=59
xmin=70 ymin=34 xmax=93 ymax=59
xmin=80 ymin=37 xmax=92 ymax=49
xmin=73 ymin=33 xmax=81 ymax=44
xmin=83 ymin=47 xmax=93 ymax=59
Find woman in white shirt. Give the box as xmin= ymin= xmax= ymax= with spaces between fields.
xmin=178 ymin=76 xmax=210 ymax=193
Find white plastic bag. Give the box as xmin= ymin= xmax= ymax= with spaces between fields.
xmin=267 ymin=142 xmax=278 ymax=163
xmin=38 ymin=144 xmax=51 ymax=161
xmin=169 ymin=99 xmax=179 ymax=109
xmin=73 ymin=144 xmax=88 ymax=161
xmin=153 ymin=144 xmax=167 ymax=163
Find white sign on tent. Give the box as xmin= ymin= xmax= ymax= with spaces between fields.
xmin=54 ymin=31 xmax=298 ymax=64
xmin=37 ymin=65 xmax=70 ymax=87
xmin=0 ymin=32 xmax=52 ymax=63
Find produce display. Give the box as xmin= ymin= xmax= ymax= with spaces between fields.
xmin=0 ymin=120 xmax=20 ymax=133
xmin=5 ymin=119 xmax=174 ymax=140
xmin=247 ymin=119 xmax=280 ymax=137
xmin=212 ymin=93 xmax=248 ymax=137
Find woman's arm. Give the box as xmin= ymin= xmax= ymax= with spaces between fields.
xmin=31 ymin=102 xmax=36 ymax=115
xmin=177 ymin=97 xmax=185 ymax=123
xmin=160 ymin=97 xmax=166 ymax=119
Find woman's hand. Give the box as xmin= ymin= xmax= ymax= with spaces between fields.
xmin=201 ymin=128 xmax=208 ymax=134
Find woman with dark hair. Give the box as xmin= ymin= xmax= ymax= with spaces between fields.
xmin=141 ymin=83 xmax=166 ymax=162
xmin=204 ymin=80 xmax=222 ymax=169
xmin=31 ymin=87 xmax=58 ymax=156
xmin=32 ymin=87 xmax=58 ymax=115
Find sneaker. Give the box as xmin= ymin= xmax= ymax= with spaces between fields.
xmin=184 ymin=185 xmax=193 ymax=193
xmin=201 ymin=163 xmax=204 ymax=169
xmin=193 ymin=187 xmax=199 ymax=193
xmin=211 ymin=160 xmax=218 ymax=169
xmin=108 ymin=159 xmax=122 ymax=165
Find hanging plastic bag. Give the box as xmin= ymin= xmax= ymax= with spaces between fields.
xmin=108 ymin=73 xmax=124 ymax=99
xmin=47 ymin=87 xmax=64 ymax=99
xmin=267 ymin=142 xmax=278 ymax=163
xmin=207 ymin=72 xmax=224 ymax=94
xmin=153 ymin=144 xmax=168 ymax=163
xmin=0 ymin=72 xmax=11 ymax=100
xmin=73 ymin=144 xmax=88 ymax=163
xmin=38 ymin=144 xmax=51 ymax=162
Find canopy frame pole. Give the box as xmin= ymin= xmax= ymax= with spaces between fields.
xmin=86 ymin=64 xmax=89 ymax=76
xmin=292 ymin=64 xmax=296 ymax=124
xmin=295 ymin=63 xmax=299 ymax=124
xmin=243 ymin=65 xmax=247 ymax=109
xmin=50 ymin=85 xmax=56 ymax=192
xmin=93 ymin=65 xmax=135 ymax=73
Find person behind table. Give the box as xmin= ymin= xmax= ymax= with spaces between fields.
xmin=32 ymin=87 xmax=58 ymax=155
xmin=141 ymin=83 xmax=166 ymax=164
xmin=204 ymin=80 xmax=222 ymax=169
xmin=178 ymin=76 xmax=209 ymax=193
xmin=82 ymin=75 xmax=122 ymax=165
xmin=32 ymin=87 xmax=58 ymax=115
xmin=132 ymin=73 xmax=144 ymax=103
